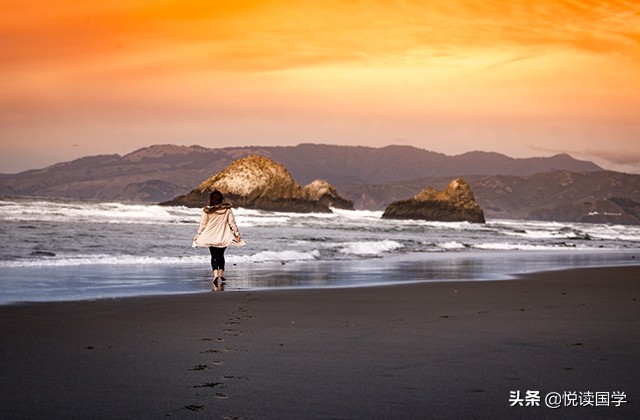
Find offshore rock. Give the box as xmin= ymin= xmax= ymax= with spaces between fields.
xmin=303 ymin=179 xmax=354 ymax=210
xmin=161 ymin=155 xmax=343 ymax=213
xmin=382 ymin=178 xmax=486 ymax=223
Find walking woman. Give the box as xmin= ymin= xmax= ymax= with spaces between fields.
xmin=193 ymin=190 xmax=244 ymax=285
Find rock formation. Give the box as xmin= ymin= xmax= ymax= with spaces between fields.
xmin=302 ymin=179 xmax=354 ymax=210
xmin=160 ymin=155 xmax=352 ymax=213
xmin=382 ymin=178 xmax=485 ymax=223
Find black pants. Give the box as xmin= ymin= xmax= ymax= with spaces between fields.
xmin=209 ymin=247 xmax=227 ymax=271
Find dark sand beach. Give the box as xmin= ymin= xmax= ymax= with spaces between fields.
xmin=1 ymin=266 xmax=639 ymax=419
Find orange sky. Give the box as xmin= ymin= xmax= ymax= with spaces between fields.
xmin=1 ymin=0 xmax=639 ymax=173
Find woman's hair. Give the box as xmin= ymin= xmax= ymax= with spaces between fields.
xmin=208 ymin=190 xmax=224 ymax=207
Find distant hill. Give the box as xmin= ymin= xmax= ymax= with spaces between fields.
xmin=0 ymin=143 xmax=601 ymax=203
xmin=472 ymin=170 xmax=640 ymax=224
xmin=6 ymin=143 xmax=639 ymax=223
xmin=262 ymin=144 xmax=601 ymax=185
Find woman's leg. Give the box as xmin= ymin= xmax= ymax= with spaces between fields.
xmin=218 ymin=247 xmax=227 ymax=280
xmin=208 ymin=247 xmax=227 ymax=273
xmin=209 ymin=247 xmax=222 ymax=281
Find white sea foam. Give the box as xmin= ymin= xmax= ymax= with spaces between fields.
xmin=436 ymin=241 xmax=467 ymax=250
xmin=0 ymin=199 xmax=198 ymax=225
xmin=234 ymin=250 xmax=321 ymax=263
xmin=330 ymin=208 xmax=384 ymax=219
xmin=338 ymin=240 xmax=403 ymax=255
xmin=472 ymin=243 xmax=582 ymax=251
xmin=0 ymin=254 xmax=205 ymax=268
xmin=0 ymin=250 xmax=326 ymax=268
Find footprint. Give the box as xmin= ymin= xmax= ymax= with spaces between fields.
xmin=189 ymin=364 xmax=209 ymax=371
xmin=201 ymin=348 xmax=220 ymax=354
xmin=193 ymin=382 xmax=222 ymax=388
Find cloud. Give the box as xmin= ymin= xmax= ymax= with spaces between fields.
xmin=530 ymin=145 xmax=640 ymax=166
xmin=2 ymin=0 xmax=639 ymax=75
xmin=1 ymin=0 xmax=639 ymax=174
xmin=583 ymin=149 xmax=640 ymax=166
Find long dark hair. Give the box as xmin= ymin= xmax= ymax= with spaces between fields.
xmin=208 ymin=190 xmax=224 ymax=207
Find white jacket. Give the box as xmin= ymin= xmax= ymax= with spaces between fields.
xmin=194 ymin=203 xmax=243 ymax=248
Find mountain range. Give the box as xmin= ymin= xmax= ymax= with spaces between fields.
xmin=2 ymin=143 xmax=640 ymax=223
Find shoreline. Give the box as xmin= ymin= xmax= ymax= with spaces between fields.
xmin=1 ymin=248 xmax=638 ymax=306
xmin=1 ymin=265 xmax=639 ymax=419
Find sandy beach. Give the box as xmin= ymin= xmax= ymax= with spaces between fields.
xmin=1 ymin=266 xmax=639 ymax=419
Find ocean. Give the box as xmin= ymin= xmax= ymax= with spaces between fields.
xmin=1 ymin=197 xmax=638 ymax=304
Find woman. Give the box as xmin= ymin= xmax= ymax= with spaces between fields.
xmin=193 ymin=190 xmax=244 ymax=284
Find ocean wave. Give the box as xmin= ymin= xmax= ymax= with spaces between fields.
xmin=0 ymin=248 xmax=329 ymax=267
xmin=0 ymin=254 xmax=205 ymax=268
xmin=338 ymin=240 xmax=403 ymax=255
xmin=330 ymin=208 xmax=384 ymax=219
xmin=436 ymin=241 xmax=468 ymax=250
xmin=2 ymin=199 xmax=640 ymax=265
xmin=235 ymin=250 xmax=321 ymax=263
xmin=472 ymin=242 xmax=584 ymax=251
xmin=0 ymin=199 xmax=198 ymax=225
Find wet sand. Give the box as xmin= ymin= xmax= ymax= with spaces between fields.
xmin=0 ymin=266 xmax=639 ymax=419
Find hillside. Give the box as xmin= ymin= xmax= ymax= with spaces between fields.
xmin=2 ymin=143 xmax=638 ymax=223
xmin=0 ymin=143 xmax=601 ymax=202
xmin=339 ymin=171 xmax=640 ymax=224
xmin=263 ymin=144 xmax=600 ymax=185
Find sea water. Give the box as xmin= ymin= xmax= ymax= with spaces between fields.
xmin=0 ymin=197 xmax=638 ymax=304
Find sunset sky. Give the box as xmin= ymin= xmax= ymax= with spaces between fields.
xmin=1 ymin=0 xmax=639 ymax=173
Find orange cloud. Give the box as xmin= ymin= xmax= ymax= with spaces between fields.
xmin=1 ymin=0 xmax=639 ymax=172
xmin=4 ymin=1 xmax=638 ymax=72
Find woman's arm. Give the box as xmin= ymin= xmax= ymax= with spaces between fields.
xmin=194 ymin=211 xmax=208 ymax=240
xmin=227 ymin=210 xmax=241 ymax=239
